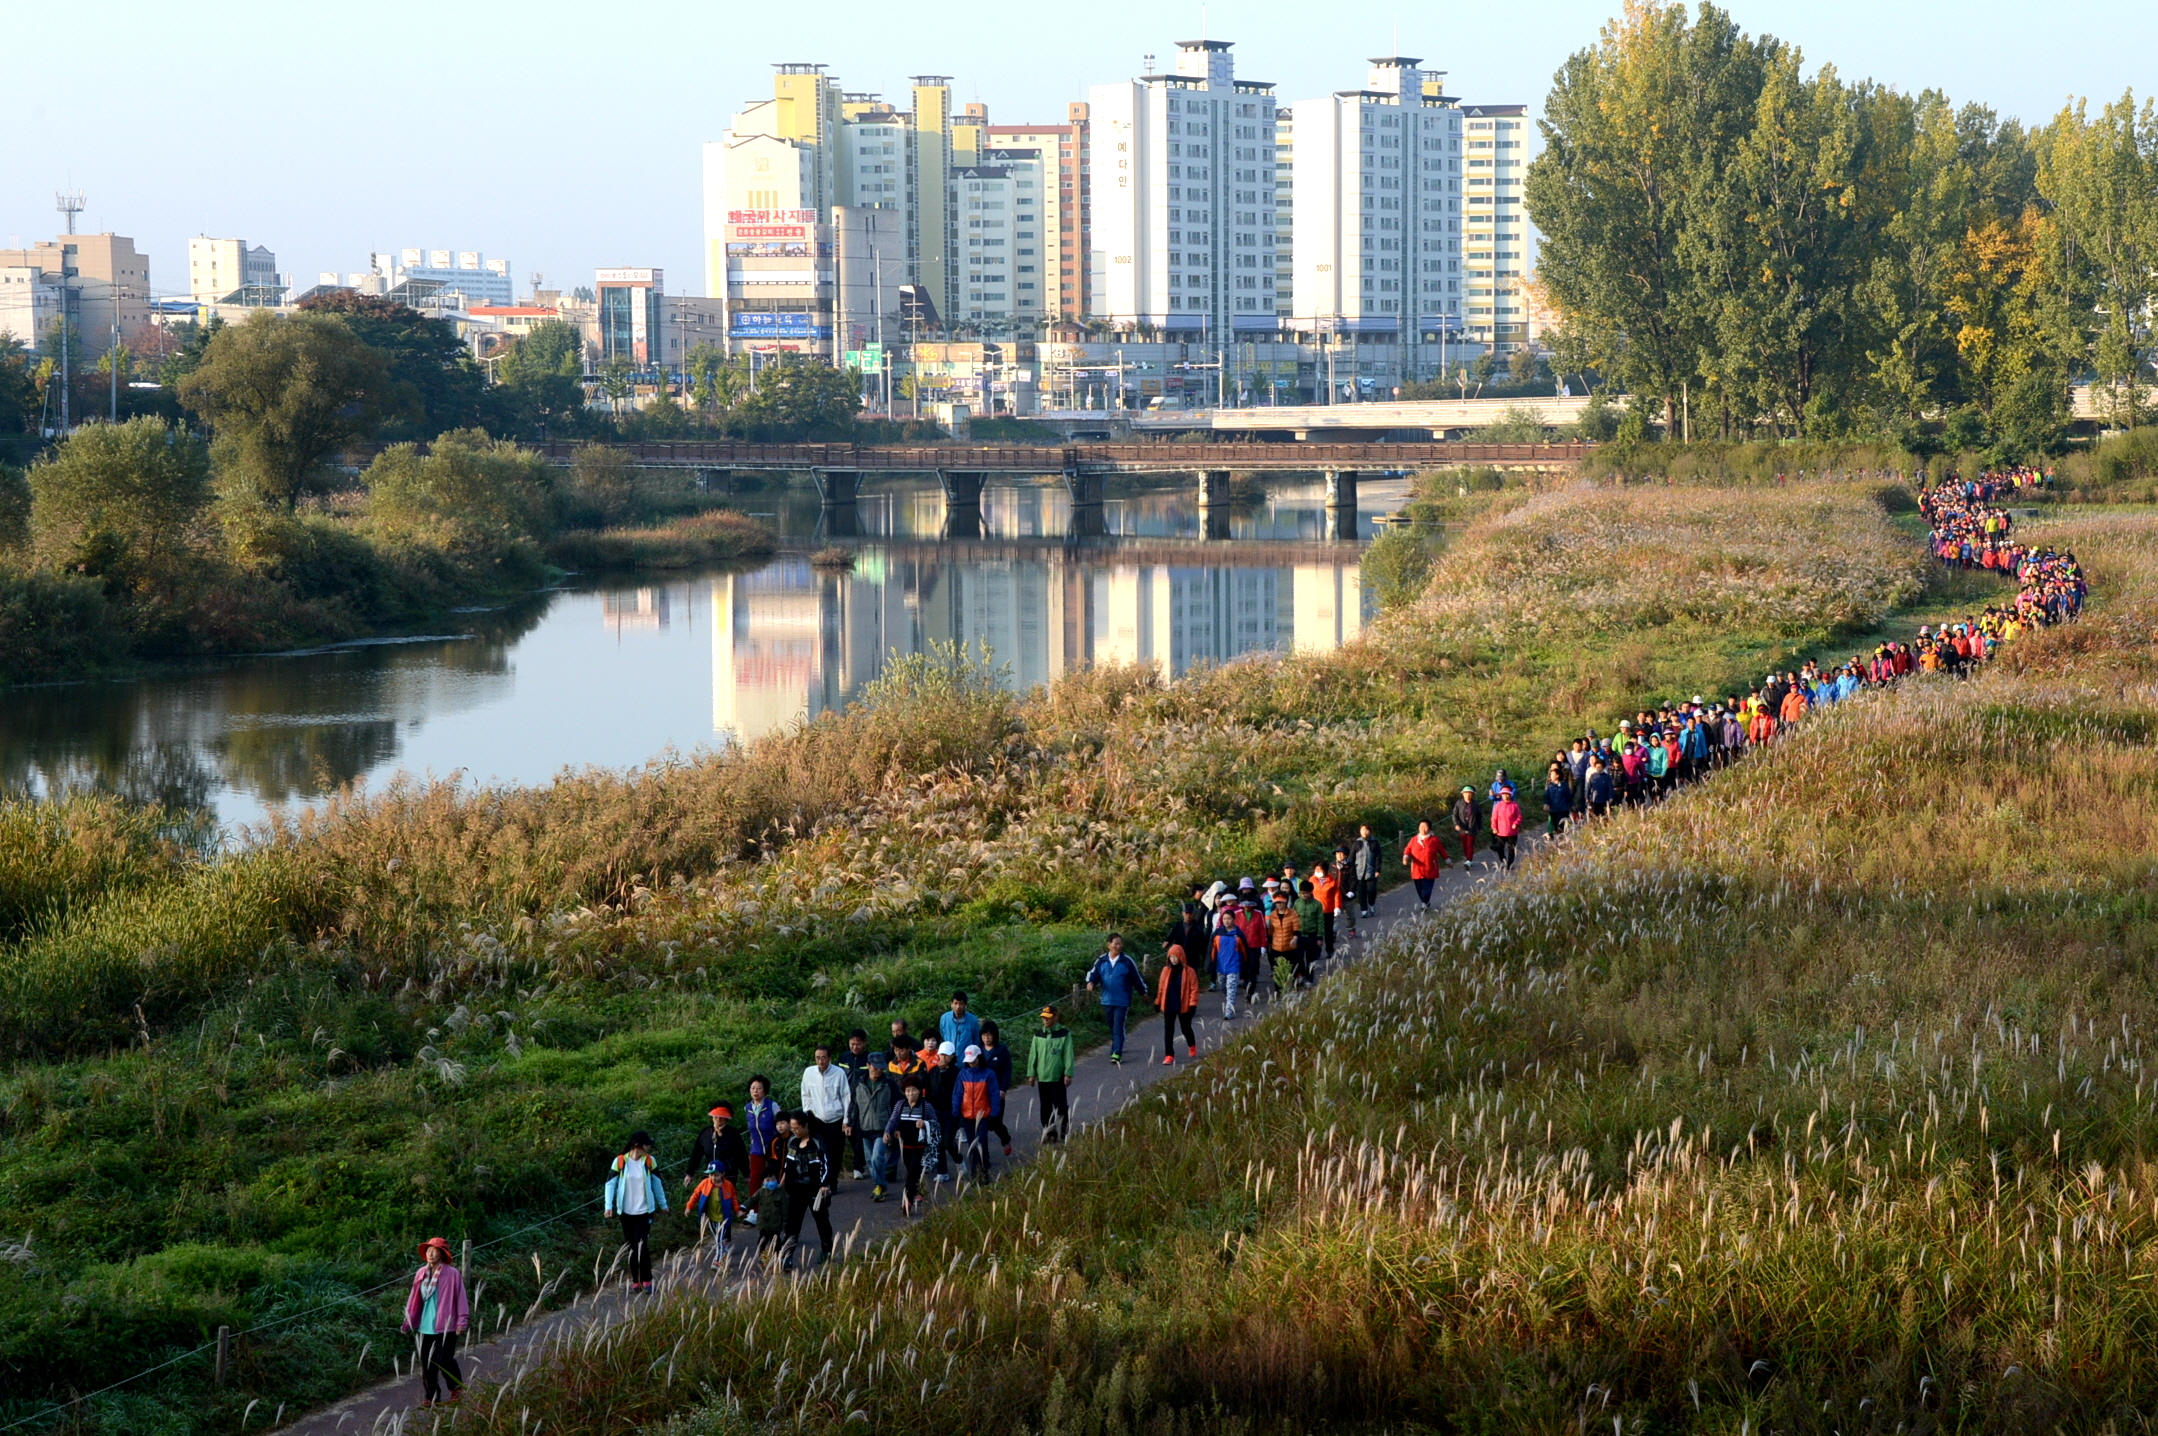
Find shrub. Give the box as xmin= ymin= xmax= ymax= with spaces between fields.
xmin=0 ymin=564 xmax=123 ymax=680
xmin=1359 ymin=527 xmax=1433 ymax=610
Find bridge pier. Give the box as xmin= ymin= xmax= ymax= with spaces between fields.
xmin=812 ymin=468 xmax=861 ymax=508
xmin=1064 ymin=466 xmax=1105 ymax=537
xmin=695 ymin=468 xmax=731 ymax=495
xmin=1196 ymin=470 xmax=1233 ymax=540
xmin=1324 ymin=470 xmax=1359 ymax=543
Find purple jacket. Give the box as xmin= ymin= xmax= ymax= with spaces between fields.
xmin=402 ymin=1263 xmax=470 ymax=1335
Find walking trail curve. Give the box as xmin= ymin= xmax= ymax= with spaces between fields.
xmin=277 ymin=852 xmax=1520 ymax=1436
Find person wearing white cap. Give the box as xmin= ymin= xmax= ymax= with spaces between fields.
xmin=928 ymin=1040 xmax=962 ymax=1179
xmin=954 ymin=1043 xmax=1005 ymax=1180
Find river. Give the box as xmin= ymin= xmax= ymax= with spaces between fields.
xmin=0 ymin=474 xmax=1404 ymax=831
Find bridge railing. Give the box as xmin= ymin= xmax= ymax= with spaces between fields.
xmin=517 ymin=439 xmax=1590 ymax=470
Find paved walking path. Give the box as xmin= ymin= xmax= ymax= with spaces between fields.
xmin=278 ymin=850 xmax=1523 ymax=1435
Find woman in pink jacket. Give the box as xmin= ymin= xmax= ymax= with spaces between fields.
xmin=401 ymin=1236 xmax=471 ymax=1408
xmin=1489 ymin=786 xmax=1524 ymax=870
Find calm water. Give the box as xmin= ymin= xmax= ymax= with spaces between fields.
xmin=2 ymin=475 xmax=1403 ymax=830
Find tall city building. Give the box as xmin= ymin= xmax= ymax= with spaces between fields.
xmin=596 ymin=268 xmax=664 ymax=365
xmin=186 ymin=237 xmax=282 ymax=305
xmin=1458 ymin=102 xmax=1530 ymax=350
xmin=1088 ymin=39 xmax=1281 ymax=337
xmin=907 ymin=78 xmax=956 ymax=319
xmin=0 ymin=233 xmax=152 ymax=346
xmin=1289 ymin=57 xmax=1464 ymax=386
xmin=950 ymin=149 xmax=1046 ymax=326
xmin=990 ymin=114 xmax=1088 ymax=323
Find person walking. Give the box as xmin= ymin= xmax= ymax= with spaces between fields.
xmin=689 ymin=1105 xmax=748 ymax=1196
xmin=1086 ymin=935 xmax=1145 ymax=1065
xmin=1265 ymin=889 xmax=1302 ymax=990
xmin=1291 ymin=879 xmax=1325 ymax=987
xmin=1155 ymin=943 xmax=1201 ymax=1064
xmin=799 ymin=1044 xmax=850 ymax=1188
xmin=1542 ymin=766 xmax=1572 ymax=836
xmin=1489 ymin=786 xmax=1523 ymax=870
xmin=401 ymin=1237 xmax=470 ymax=1409
xmin=851 ymin=1053 xmax=899 ymax=1202
xmin=927 ymin=1042 xmax=963 ymax=1179
xmin=940 ymin=991 xmax=982 ymax=1059
xmin=603 ymin=1132 xmax=666 ymax=1292
xmin=1585 ymin=759 xmax=1614 ymax=818
xmin=882 ymin=1075 xmax=943 ymax=1216
xmin=682 ymin=1162 xmax=738 ymax=1267
xmin=742 ymin=1076 xmax=781 ymax=1190
xmin=1165 ymin=902 xmax=1211 ymax=987
xmin=778 ymin=1112 xmax=835 ymax=1270
xmin=1028 ymin=1005 xmax=1076 ymax=1142
xmin=1311 ymin=859 xmax=1344 ymax=957
xmin=1212 ymin=909 xmax=1245 ymax=1020
xmin=1403 ymin=820 xmax=1444 ymax=908
xmin=1450 ymin=787 xmax=1484 ymax=868
xmin=833 ymin=1030 xmax=871 ymax=1178
xmin=954 ymin=1044 xmax=1005 ymax=1180
xmin=1350 ymin=824 xmax=1383 ymax=918
xmin=977 ymin=1021 xmax=1016 ymax=1157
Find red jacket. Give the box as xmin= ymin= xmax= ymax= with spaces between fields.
xmin=1403 ymin=832 xmax=1443 ymax=879
xmin=1490 ymin=799 xmax=1523 ymax=838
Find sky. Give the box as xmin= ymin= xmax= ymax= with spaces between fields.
xmin=5 ymin=0 xmax=2154 ymax=302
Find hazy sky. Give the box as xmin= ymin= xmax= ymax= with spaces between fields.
xmin=6 ymin=0 xmax=2152 ymax=301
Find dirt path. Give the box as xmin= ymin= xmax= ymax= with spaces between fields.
xmin=278 ymin=850 xmax=1521 ymax=1435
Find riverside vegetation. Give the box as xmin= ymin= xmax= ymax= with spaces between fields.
xmin=431 ymin=508 xmax=2158 ymax=1436
xmin=0 ymin=479 xmax=1983 ymax=1432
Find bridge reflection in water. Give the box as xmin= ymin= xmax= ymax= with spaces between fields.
xmin=710 ymin=538 xmax=1364 ymax=745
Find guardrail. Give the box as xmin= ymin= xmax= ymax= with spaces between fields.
xmin=518 ymin=440 xmax=1592 ymax=472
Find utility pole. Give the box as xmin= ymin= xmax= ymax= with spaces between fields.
xmin=55 ymin=192 xmax=84 ymax=434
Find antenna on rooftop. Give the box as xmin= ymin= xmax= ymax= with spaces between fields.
xmin=56 ymin=190 xmax=85 ymax=235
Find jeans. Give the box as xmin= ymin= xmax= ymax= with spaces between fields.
xmin=1105 ymin=1003 xmax=1129 ymax=1057
xmin=1413 ymin=877 xmax=1435 ymax=906
xmin=1221 ymin=972 xmax=1242 ymax=1019
xmin=958 ymin=1116 xmax=995 ymax=1178
xmin=867 ymin=1133 xmax=894 ymax=1187
xmin=417 ymin=1331 xmax=462 ymax=1404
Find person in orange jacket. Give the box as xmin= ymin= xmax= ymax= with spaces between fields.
xmin=1779 ymin=684 xmax=1809 ymax=725
xmin=1403 ymin=819 xmax=1445 ymax=908
xmin=1309 ymin=861 xmax=1343 ymax=960
xmin=1155 ymin=943 xmax=1201 ymax=1065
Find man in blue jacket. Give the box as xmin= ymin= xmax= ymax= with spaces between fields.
xmin=1086 ymin=934 xmax=1146 ymax=1065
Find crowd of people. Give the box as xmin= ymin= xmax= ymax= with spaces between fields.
xmin=393 ymin=470 xmax=2090 ymax=1409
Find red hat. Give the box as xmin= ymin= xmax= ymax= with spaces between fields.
xmin=710 ymin=1104 xmax=732 ymax=1118
xmin=417 ymin=1236 xmax=455 ymax=1261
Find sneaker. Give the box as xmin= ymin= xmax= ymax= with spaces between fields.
xmin=871 ymin=1184 xmax=887 ymax=1202
xmin=935 ymin=1173 xmax=952 ymax=1183
xmin=1162 ymin=1054 xmax=1175 ymax=1065
xmin=1002 ymin=1145 xmax=1013 ymax=1157
xmin=1110 ymin=1052 xmax=1122 ymax=1065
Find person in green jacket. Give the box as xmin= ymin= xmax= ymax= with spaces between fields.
xmin=745 ymin=1174 xmax=789 ymax=1258
xmin=1292 ymin=880 xmax=1326 ymax=988
xmin=1028 ymin=1004 xmax=1077 ymax=1144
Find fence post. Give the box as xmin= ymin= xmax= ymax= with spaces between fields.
xmin=215 ymin=1325 xmax=231 ymax=1386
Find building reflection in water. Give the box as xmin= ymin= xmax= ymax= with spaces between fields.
xmin=713 ymin=543 xmax=1363 ymax=744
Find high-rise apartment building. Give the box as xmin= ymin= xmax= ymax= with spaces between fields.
xmin=907 ymin=78 xmax=956 ymax=319
xmin=1458 ymin=103 xmax=1530 ymax=350
xmin=989 ymin=120 xmax=1082 ymax=322
xmin=1088 ymin=39 xmax=1280 ymax=337
xmin=187 ymin=237 xmax=282 ymax=305
xmin=949 ymin=149 xmax=1047 ymax=325
xmin=1289 ymin=58 xmax=1464 ymax=384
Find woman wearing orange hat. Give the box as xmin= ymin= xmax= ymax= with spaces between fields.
xmin=401 ymin=1236 xmax=470 ymax=1407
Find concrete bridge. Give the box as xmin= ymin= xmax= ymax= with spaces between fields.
xmin=529 ymin=438 xmax=1588 ymax=538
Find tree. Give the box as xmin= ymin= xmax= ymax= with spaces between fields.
xmin=495 ymin=320 xmax=589 ymax=436
xmin=28 ymin=418 xmax=210 ymax=588
xmin=295 ymin=290 xmax=487 ymax=439
xmin=0 ymin=337 xmax=36 ymax=438
xmin=731 ymin=357 xmax=861 ymax=438
xmin=176 ymin=310 xmax=405 ymax=510
xmin=2039 ymin=92 xmax=2158 ymax=424
xmin=685 ymin=344 xmax=746 ymax=414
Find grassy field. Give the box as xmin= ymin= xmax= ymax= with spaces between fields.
xmin=0 ymin=481 xmax=1974 ymax=1432
xmin=424 ymin=506 xmax=2158 ymax=1436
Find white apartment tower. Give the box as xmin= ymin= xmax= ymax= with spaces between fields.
xmin=951 ymin=149 xmax=1047 ymax=326
xmin=1088 ymin=40 xmax=1279 ymax=337
xmin=1290 ymin=58 xmax=1463 ymax=382
xmin=1459 ymin=103 xmax=1531 ymax=349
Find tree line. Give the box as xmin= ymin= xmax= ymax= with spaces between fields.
xmin=1528 ymin=0 xmax=2158 ymax=455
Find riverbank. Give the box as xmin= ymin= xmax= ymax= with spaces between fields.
xmin=0 ymin=479 xmax=1964 ymax=1434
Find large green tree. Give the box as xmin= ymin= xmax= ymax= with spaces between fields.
xmin=495 ymin=320 xmax=589 ymax=436
xmin=28 ymin=418 xmax=210 ymax=592
xmin=176 ymin=310 xmax=406 ymax=510
xmin=2039 ymin=92 xmax=2158 ymax=424
xmin=295 ymin=290 xmax=488 ymax=439
xmin=731 ymin=357 xmax=862 ymax=438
